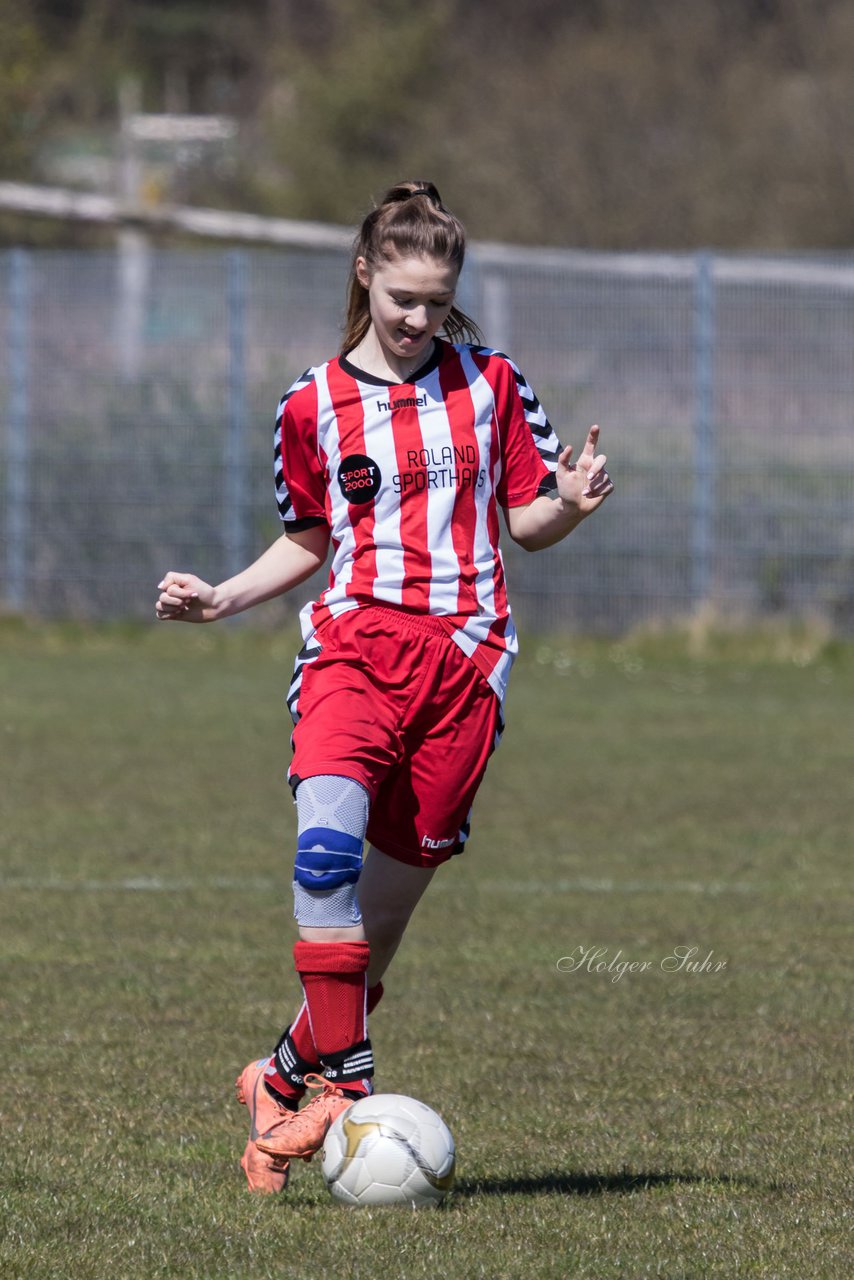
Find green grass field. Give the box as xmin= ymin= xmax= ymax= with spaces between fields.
xmin=1 ymin=616 xmax=851 ymax=1279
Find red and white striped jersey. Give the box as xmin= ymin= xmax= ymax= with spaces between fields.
xmin=274 ymin=340 xmax=561 ymax=701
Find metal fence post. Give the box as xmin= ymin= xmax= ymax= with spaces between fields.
xmin=692 ymin=250 xmax=716 ymax=604
xmin=5 ymin=248 xmax=31 ymax=612
xmin=225 ymin=249 xmax=250 ymax=582
xmin=482 ymin=269 xmax=511 ymax=354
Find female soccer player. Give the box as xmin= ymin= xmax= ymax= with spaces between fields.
xmin=156 ymin=180 xmax=614 ymax=1192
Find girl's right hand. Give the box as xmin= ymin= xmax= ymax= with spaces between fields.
xmin=155 ymin=572 xmax=216 ymax=622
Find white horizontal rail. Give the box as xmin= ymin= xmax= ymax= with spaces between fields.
xmin=472 ymin=238 xmax=854 ymax=289
xmin=125 ymin=113 xmax=237 ymax=143
xmin=3 ymin=180 xmax=854 ymax=288
xmin=0 ymin=181 xmax=353 ymax=251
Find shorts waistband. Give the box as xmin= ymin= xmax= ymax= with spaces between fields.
xmin=358 ymin=604 xmax=453 ymax=638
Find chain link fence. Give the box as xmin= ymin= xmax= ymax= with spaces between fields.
xmin=2 ymin=241 xmax=854 ymax=632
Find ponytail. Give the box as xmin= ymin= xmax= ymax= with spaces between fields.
xmin=341 ymin=180 xmax=481 ymax=354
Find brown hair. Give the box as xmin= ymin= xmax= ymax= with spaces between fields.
xmin=341 ymin=179 xmax=481 ymax=354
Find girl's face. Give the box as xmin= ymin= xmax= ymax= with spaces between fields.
xmin=356 ymin=252 xmax=459 ymax=375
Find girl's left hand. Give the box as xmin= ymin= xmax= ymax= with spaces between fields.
xmin=555 ymin=425 xmax=614 ymax=515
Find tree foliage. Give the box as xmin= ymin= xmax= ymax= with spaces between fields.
xmin=0 ymin=3 xmax=52 ymax=175
xmin=3 ymin=0 xmax=854 ymax=247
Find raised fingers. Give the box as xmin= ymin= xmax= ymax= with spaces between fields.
xmin=575 ymin=424 xmax=601 ymax=470
xmin=583 ymin=457 xmax=614 ymax=499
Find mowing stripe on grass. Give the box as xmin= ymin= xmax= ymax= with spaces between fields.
xmin=0 ymin=873 xmax=758 ymax=895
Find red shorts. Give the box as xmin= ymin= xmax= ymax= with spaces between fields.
xmin=289 ymin=606 xmax=502 ymax=867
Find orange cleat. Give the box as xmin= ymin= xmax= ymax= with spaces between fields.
xmin=235 ymin=1058 xmax=291 ymax=1193
xmin=255 ymin=1072 xmax=356 ymax=1162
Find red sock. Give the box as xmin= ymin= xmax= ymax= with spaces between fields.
xmin=263 ymin=1001 xmax=315 ymax=1104
xmin=293 ymin=980 xmax=384 ymax=1059
xmin=294 ymin=939 xmax=373 ymax=1093
xmin=279 ymin=983 xmax=381 ymax=1064
xmin=289 ymin=1000 xmax=316 ymax=1061
xmin=263 ymin=979 xmax=385 ymax=1103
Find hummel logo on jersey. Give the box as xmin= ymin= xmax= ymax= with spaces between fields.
xmin=338 ymin=454 xmax=382 ymax=504
xmin=377 ymin=395 xmax=427 ymax=412
xmin=421 ymin=834 xmax=456 ymax=849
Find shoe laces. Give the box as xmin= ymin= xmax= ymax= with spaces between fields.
xmin=301 ymin=1071 xmax=343 ymax=1104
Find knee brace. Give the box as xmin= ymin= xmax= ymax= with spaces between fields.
xmin=292 ymin=775 xmax=369 ymax=928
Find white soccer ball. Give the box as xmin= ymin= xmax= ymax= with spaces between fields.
xmin=321 ymin=1093 xmax=455 ymax=1207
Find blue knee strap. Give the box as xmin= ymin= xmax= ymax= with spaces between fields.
xmin=294 ymin=827 xmax=363 ymax=891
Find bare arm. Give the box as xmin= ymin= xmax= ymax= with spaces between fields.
xmin=155 ymin=524 xmax=330 ymax=622
xmin=504 ymin=425 xmax=614 ymax=552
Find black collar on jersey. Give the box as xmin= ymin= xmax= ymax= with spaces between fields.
xmin=338 ymin=339 xmax=444 ymax=388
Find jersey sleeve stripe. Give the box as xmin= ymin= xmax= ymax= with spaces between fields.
xmin=274 ymin=368 xmax=321 ymax=524
xmin=472 ymin=345 xmax=562 ymax=471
